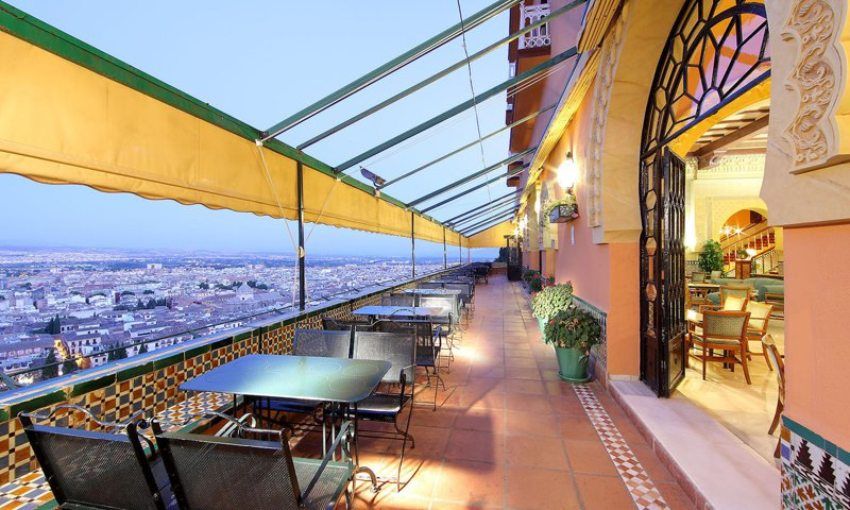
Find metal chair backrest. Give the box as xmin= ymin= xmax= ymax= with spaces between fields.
xmin=353 ymin=331 xmax=416 ymax=385
xmin=382 ymin=293 xmax=416 ymax=307
xmin=154 ymin=425 xmax=301 ymax=510
xmin=293 ymin=329 xmax=352 ymax=358
xmin=691 ymin=272 xmax=707 ymax=283
xmin=418 ymin=282 xmax=444 ymax=290
xmin=443 ymin=283 xmax=471 ymax=304
xmin=702 ymin=310 xmax=750 ymax=343
xmin=419 ymin=295 xmax=458 ymax=323
xmin=20 ymin=407 xmax=165 ymax=510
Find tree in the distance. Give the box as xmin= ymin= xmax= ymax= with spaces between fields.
xmin=41 ymin=349 xmax=58 ymax=380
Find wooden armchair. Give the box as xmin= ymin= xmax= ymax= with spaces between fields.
xmin=691 ymin=310 xmax=752 ymax=384
xmin=745 ymin=301 xmax=774 ymax=368
xmin=699 ymin=285 xmax=750 ymax=313
xmin=763 ymin=335 xmax=784 ymax=458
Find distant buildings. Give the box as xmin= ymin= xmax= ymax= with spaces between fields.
xmin=0 ymin=250 xmax=445 ymax=385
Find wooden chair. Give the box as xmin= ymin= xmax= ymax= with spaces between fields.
xmin=745 ymin=302 xmax=774 ymax=368
xmin=700 ymin=285 xmax=750 ymax=313
xmin=763 ymin=335 xmax=784 ymax=458
xmin=691 ymin=272 xmax=707 ymax=283
xmin=691 ymin=310 xmax=752 ymax=384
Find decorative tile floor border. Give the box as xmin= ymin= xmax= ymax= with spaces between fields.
xmin=0 ymin=392 xmax=233 ymax=509
xmin=574 ymin=384 xmax=670 ymax=510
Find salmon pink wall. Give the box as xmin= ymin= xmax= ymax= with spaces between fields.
xmin=784 ymin=223 xmax=850 ymax=450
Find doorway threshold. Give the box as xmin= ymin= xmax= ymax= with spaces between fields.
xmin=608 ymin=379 xmax=779 ymax=510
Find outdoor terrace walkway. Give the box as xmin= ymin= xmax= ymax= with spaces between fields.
xmin=342 ymin=276 xmax=695 ymax=509
xmin=0 ymin=276 xmax=696 ymax=510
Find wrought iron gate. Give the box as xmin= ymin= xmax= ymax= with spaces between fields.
xmin=638 ymin=0 xmax=770 ymax=396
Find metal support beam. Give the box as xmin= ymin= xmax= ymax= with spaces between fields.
xmin=409 ymin=148 xmax=535 ymax=208
xmin=411 ymin=212 xmax=416 ymax=279
xmin=419 ymin=163 xmax=529 ymax=213
xmin=458 ymin=233 xmax=462 ymax=266
xmin=445 ymin=191 xmax=518 ymax=224
xmin=465 ymin=214 xmax=515 ymax=237
xmin=453 ymin=202 xmax=517 ymax=228
xmin=297 ymin=0 xmax=585 ymax=150
xmin=262 ymin=0 xmax=520 ymax=141
xmin=336 ymin=48 xmax=577 ymax=171
xmin=461 ymin=209 xmax=518 ymax=235
xmin=296 ymin=162 xmax=306 ymax=311
xmin=442 ymin=228 xmax=447 ymax=269
xmin=380 ymin=104 xmax=556 ymax=189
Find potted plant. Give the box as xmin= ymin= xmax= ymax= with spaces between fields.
xmin=528 ymin=272 xmax=543 ymax=292
xmin=531 ymin=282 xmax=573 ymax=334
xmin=697 ymin=240 xmax=723 ymax=273
xmin=522 ymin=269 xmax=541 ymax=293
xmin=545 ymin=197 xmax=579 ymax=223
xmin=544 ymin=306 xmax=601 ymax=382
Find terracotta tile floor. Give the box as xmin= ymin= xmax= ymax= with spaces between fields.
xmin=0 ymin=276 xmax=698 ymax=510
xmin=340 ymin=276 xmax=696 ymax=509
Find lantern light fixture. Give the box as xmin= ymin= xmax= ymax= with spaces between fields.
xmin=558 ymin=152 xmax=579 ymax=191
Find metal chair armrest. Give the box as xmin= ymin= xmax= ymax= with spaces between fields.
xmin=19 ymin=404 xmax=143 ymax=431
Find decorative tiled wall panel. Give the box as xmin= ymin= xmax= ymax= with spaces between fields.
xmin=781 ymin=417 xmax=850 ymax=508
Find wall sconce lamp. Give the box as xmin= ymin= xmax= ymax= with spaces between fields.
xmin=558 ymin=152 xmax=579 ymax=192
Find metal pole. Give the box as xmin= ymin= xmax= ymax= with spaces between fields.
xmin=297 ymin=162 xmax=306 ymax=310
xmin=458 ymin=233 xmax=462 ymax=266
xmin=443 ymin=228 xmax=448 ymax=269
xmin=411 ymin=213 xmax=416 ymax=279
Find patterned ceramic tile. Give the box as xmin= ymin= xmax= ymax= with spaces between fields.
xmin=781 ymin=428 xmax=850 ymax=509
xmin=574 ymin=384 xmax=670 ymax=510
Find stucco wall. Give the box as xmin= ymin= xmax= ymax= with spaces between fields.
xmin=784 ymin=223 xmax=850 ymax=451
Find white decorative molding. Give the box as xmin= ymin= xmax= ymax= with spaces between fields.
xmin=586 ymin=2 xmax=629 ymax=227
xmin=781 ymin=0 xmax=843 ymax=172
xmin=519 ymin=3 xmax=551 ymax=50
xmin=695 ymin=154 xmax=767 ymax=179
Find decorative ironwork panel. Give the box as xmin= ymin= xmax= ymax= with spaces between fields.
xmin=642 ymin=0 xmax=770 ymax=159
xmin=639 ymin=0 xmax=770 ymax=397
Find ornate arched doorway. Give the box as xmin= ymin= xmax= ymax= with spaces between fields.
xmin=639 ymin=0 xmax=770 ymax=396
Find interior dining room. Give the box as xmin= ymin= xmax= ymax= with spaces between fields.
xmin=673 ymin=97 xmax=786 ymax=463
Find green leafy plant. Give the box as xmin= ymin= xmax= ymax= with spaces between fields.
xmin=531 ymin=282 xmax=573 ymax=321
xmin=543 ymin=307 xmax=601 ymax=350
xmin=528 ymin=273 xmax=543 ymax=292
xmin=698 ymin=240 xmax=723 ymax=272
xmin=522 ymin=268 xmax=540 ymax=283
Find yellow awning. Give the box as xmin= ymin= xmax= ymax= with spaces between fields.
xmin=468 ymin=221 xmax=514 ymax=248
xmin=0 ymin=4 xmax=465 ymax=246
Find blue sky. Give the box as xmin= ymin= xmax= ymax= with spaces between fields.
xmin=1 ymin=1 xmax=516 ymax=258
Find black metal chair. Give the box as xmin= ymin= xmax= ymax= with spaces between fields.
xmin=322 ymin=318 xmax=370 ymax=332
xmin=19 ymin=405 xmax=175 ymax=510
xmin=419 ymin=294 xmax=460 ymax=357
xmin=350 ymin=331 xmax=416 ymax=489
xmin=381 ymin=293 xmax=416 ymax=307
xmin=373 ymin=320 xmax=443 ymax=408
xmin=444 ymin=283 xmax=473 ymax=323
xmin=153 ymin=416 xmax=354 ymax=510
